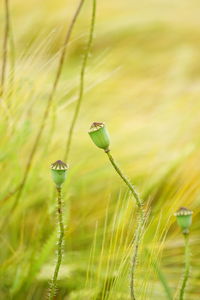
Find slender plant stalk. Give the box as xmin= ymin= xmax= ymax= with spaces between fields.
xmin=1 ymin=0 xmax=10 ymax=97
xmin=130 ymin=210 xmax=145 ymax=300
xmin=1 ymin=184 xmax=21 ymax=203
xmin=145 ymin=249 xmax=173 ymax=300
xmin=64 ymin=0 xmax=96 ymax=161
xmin=106 ymin=151 xmax=142 ymax=208
xmin=49 ymin=187 xmax=64 ymax=300
xmin=179 ymin=234 xmax=190 ymax=300
xmin=105 ymin=150 xmax=145 ymax=300
xmin=6 ymin=0 xmax=85 ymax=212
xmin=8 ymin=15 xmax=16 ymax=102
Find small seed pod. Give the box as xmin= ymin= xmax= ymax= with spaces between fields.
xmin=50 ymin=160 xmax=68 ymax=187
xmin=174 ymin=207 xmax=193 ymax=234
xmin=88 ymin=122 xmax=110 ymax=151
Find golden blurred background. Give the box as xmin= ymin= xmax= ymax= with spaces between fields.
xmin=0 ymin=0 xmax=200 ymax=299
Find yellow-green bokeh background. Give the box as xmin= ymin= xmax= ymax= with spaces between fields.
xmin=0 ymin=0 xmax=200 ymax=299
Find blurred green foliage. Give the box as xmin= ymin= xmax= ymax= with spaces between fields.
xmin=0 ymin=0 xmax=200 ymax=299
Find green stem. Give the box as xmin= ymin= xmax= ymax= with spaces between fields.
xmin=106 ymin=151 xmax=142 ymax=208
xmin=145 ymin=249 xmax=173 ymax=300
xmin=64 ymin=0 xmax=96 ymax=162
xmin=179 ymin=234 xmax=190 ymax=300
xmin=130 ymin=209 xmax=145 ymax=300
xmin=105 ymin=150 xmax=145 ymax=300
xmin=49 ymin=187 xmax=64 ymax=300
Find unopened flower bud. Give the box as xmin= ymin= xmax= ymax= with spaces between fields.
xmin=88 ymin=122 xmax=110 ymax=151
xmin=50 ymin=160 xmax=68 ymax=187
xmin=174 ymin=207 xmax=193 ymax=234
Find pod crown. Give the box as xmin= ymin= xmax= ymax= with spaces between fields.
xmin=174 ymin=207 xmax=193 ymax=217
xmin=50 ymin=160 xmax=68 ymax=171
xmin=88 ymin=122 xmax=105 ymax=132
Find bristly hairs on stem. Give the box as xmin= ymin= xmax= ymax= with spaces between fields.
xmin=49 ymin=160 xmax=68 ymax=299
xmin=64 ymin=0 xmax=97 ymax=162
xmin=106 ymin=150 xmax=145 ymax=300
xmin=88 ymin=122 xmax=146 ymax=300
xmin=0 ymin=0 xmax=10 ymax=98
xmin=49 ymin=186 xmax=64 ymax=300
xmin=1 ymin=0 xmax=85 ymax=218
xmin=174 ymin=207 xmax=193 ymax=300
xmin=179 ymin=234 xmax=190 ymax=300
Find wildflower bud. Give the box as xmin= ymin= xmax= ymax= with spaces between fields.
xmin=50 ymin=160 xmax=68 ymax=187
xmin=88 ymin=122 xmax=110 ymax=151
xmin=174 ymin=207 xmax=193 ymax=234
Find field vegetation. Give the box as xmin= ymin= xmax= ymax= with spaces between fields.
xmin=0 ymin=0 xmax=200 ymax=299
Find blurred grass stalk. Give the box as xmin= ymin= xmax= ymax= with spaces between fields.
xmin=1 ymin=0 xmax=85 ymax=219
xmin=0 ymin=0 xmax=10 ymax=98
xmin=64 ymin=0 xmax=96 ymax=162
xmin=145 ymin=249 xmax=173 ymax=300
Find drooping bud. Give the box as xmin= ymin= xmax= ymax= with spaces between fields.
xmin=50 ymin=160 xmax=68 ymax=187
xmin=88 ymin=122 xmax=110 ymax=151
xmin=174 ymin=207 xmax=193 ymax=234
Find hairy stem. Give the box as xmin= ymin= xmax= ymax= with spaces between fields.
xmin=1 ymin=0 xmax=10 ymax=97
xmin=6 ymin=0 xmax=85 ymax=212
xmin=49 ymin=187 xmax=64 ymax=300
xmin=105 ymin=150 xmax=145 ymax=300
xmin=130 ymin=209 xmax=145 ymax=300
xmin=179 ymin=234 xmax=190 ymax=300
xmin=64 ymin=0 xmax=96 ymax=161
xmin=106 ymin=151 xmax=142 ymax=208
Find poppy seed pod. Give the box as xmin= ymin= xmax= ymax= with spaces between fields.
xmin=174 ymin=207 xmax=193 ymax=234
xmin=50 ymin=160 xmax=68 ymax=187
xmin=88 ymin=122 xmax=110 ymax=151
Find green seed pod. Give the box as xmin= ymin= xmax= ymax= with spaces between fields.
xmin=174 ymin=207 xmax=193 ymax=234
xmin=88 ymin=122 xmax=110 ymax=151
xmin=50 ymin=160 xmax=68 ymax=187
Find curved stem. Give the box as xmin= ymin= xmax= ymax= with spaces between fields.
xmin=49 ymin=187 xmax=64 ymax=300
xmin=4 ymin=0 xmax=85 ymax=213
xmin=106 ymin=151 xmax=142 ymax=208
xmin=1 ymin=0 xmax=10 ymax=97
xmin=105 ymin=150 xmax=145 ymax=300
xmin=64 ymin=0 xmax=96 ymax=162
xmin=8 ymin=10 xmax=15 ymax=102
xmin=179 ymin=234 xmax=190 ymax=300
